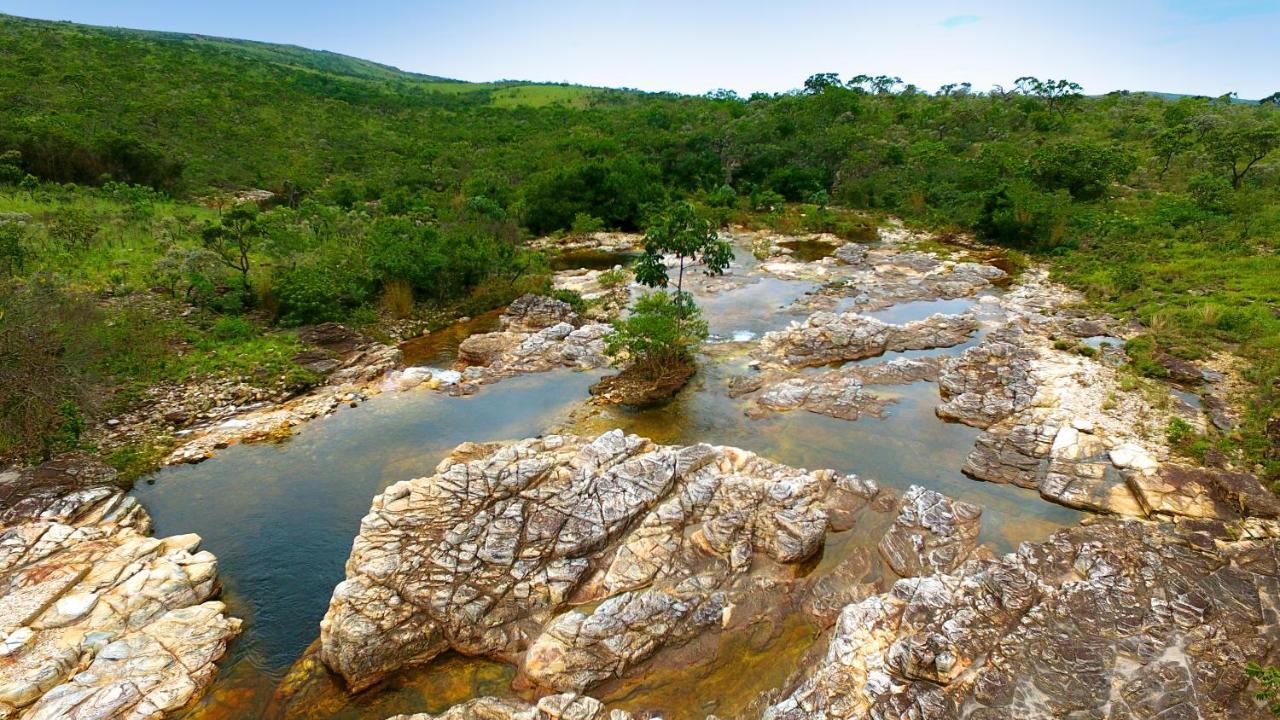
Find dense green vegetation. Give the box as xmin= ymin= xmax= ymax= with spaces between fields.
xmin=0 ymin=14 xmax=1277 ymax=483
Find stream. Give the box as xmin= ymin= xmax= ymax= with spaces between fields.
xmin=133 ymin=240 xmax=1083 ymax=719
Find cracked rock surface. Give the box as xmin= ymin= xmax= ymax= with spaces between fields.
xmin=0 ymin=456 xmax=239 ymax=719
xmin=386 ymin=692 xmax=632 ymax=720
xmin=453 ymin=295 xmax=611 ymax=390
xmin=319 ymin=430 xmax=884 ymax=693
xmin=877 ymin=485 xmax=983 ymax=578
xmin=764 ymin=517 xmax=1280 ymax=720
xmin=755 ymin=312 xmax=978 ymax=369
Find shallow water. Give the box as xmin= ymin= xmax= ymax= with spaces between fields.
xmin=140 ymin=239 xmax=1083 ymax=719
xmin=548 ymin=249 xmax=639 ymax=271
xmin=777 ymin=239 xmax=837 ymax=263
xmin=138 ymin=370 xmax=601 ymax=718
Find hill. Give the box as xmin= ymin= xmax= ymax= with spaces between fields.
xmin=0 ymin=14 xmax=1276 ymax=488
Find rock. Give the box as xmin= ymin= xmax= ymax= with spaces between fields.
xmin=0 ymin=456 xmax=239 ymax=718
xmin=386 ymin=693 xmax=631 ymax=720
xmin=878 ymin=486 xmax=982 ymax=577
xmin=935 ymin=327 xmax=1038 ymax=428
xmin=833 ymin=244 xmax=867 ymax=266
xmin=756 ymin=312 xmax=978 ymax=369
xmin=744 ymin=357 xmax=940 ymax=421
xmin=298 ymin=322 xmax=362 ymax=353
xmin=292 ymin=348 xmax=342 ymax=375
xmin=319 ymin=431 xmax=885 ymax=693
xmin=500 ymin=294 xmax=582 ymax=333
xmin=456 ymin=323 xmax=612 ymax=386
xmin=1155 ymin=353 xmax=1206 ymax=384
xmin=1130 ymin=464 xmax=1280 ymax=520
xmin=1109 ymin=442 xmax=1158 ymax=472
xmin=763 ymin=519 xmax=1280 ymax=719
xmin=457 ymin=332 xmax=522 ymax=367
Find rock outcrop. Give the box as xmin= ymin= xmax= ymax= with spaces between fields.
xmin=746 ymin=357 xmax=941 ymax=421
xmin=756 ymin=312 xmax=978 ymax=369
xmin=877 ymin=486 xmax=982 ymax=577
xmin=0 ymin=456 xmax=239 ymax=718
xmin=319 ymin=430 xmax=885 ymax=693
xmin=935 ymin=327 xmax=1038 ymax=428
xmin=764 ymin=518 xmax=1280 ymax=719
xmin=452 ymin=295 xmax=611 ymax=390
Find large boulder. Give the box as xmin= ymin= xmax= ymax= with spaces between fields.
xmin=500 ymin=294 xmax=582 ymax=333
xmin=319 ymin=430 xmax=884 ymax=693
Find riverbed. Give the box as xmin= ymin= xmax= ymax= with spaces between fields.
xmin=135 ymin=236 xmax=1083 ymax=719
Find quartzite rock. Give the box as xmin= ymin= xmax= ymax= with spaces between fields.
xmin=764 ymin=518 xmax=1280 ymax=719
xmin=935 ymin=327 xmax=1038 ymax=428
xmin=877 ymin=486 xmax=982 ymax=578
xmin=386 ymin=693 xmax=631 ymax=720
xmin=0 ymin=456 xmax=239 ymax=719
xmin=756 ymin=312 xmax=978 ymax=369
xmin=319 ymin=431 xmax=883 ymax=693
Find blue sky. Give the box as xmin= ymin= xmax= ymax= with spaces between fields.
xmin=3 ymin=0 xmax=1278 ymax=98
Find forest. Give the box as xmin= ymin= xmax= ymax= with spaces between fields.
xmin=0 ymin=13 xmax=1277 ymax=484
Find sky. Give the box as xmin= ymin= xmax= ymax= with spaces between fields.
xmin=2 ymin=0 xmax=1278 ymax=98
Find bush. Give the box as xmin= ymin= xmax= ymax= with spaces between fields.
xmin=570 ymin=212 xmax=604 ymax=236
xmin=209 ymin=316 xmax=256 ymax=341
xmin=605 ymin=291 xmax=707 ymax=378
xmin=274 ymin=265 xmax=345 ymax=326
xmin=550 ymin=288 xmax=587 ymax=315
xmin=0 ymin=222 xmax=26 ymax=276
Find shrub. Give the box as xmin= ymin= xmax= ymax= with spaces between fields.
xmin=550 ymin=288 xmax=587 ymax=315
xmin=274 ymin=265 xmax=345 ymax=326
xmin=570 ymin=212 xmax=604 ymax=236
xmin=209 ymin=316 xmax=256 ymax=341
xmin=605 ymin=291 xmax=707 ymax=378
xmin=0 ymin=222 xmax=26 ymax=276
xmin=597 ymin=266 xmax=629 ymax=289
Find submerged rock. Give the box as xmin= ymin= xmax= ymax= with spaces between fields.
xmin=319 ymin=430 xmax=884 ymax=693
xmin=0 ymin=455 xmax=239 ymax=718
xmin=764 ymin=518 xmax=1280 ymax=719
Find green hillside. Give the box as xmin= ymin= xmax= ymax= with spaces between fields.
xmin=0 ymin=14 xmax=1277 ymax=485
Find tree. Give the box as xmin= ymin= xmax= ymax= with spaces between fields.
xmin=803 ymin=73 xmax=842 ymax=95
xmin=1014 ymin=77 xmax=1084 ymax=119
xmin=1262 ymin=92 xmax=1280 ymax=106
xmin=1203 ymin=114 xmax=1280 ymax=189
xmin=1030 ymin=139 xmax=1137 ymax=200
xmin=201 ymin=203 xmax=263 ymax=297
xmin=633 ymin=202 xmax=733 ymax=312
xmin=1153 ymin=125 xmax=1193 ymax=178
xmin=604 ymin=291 xmax=708 ymax=378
